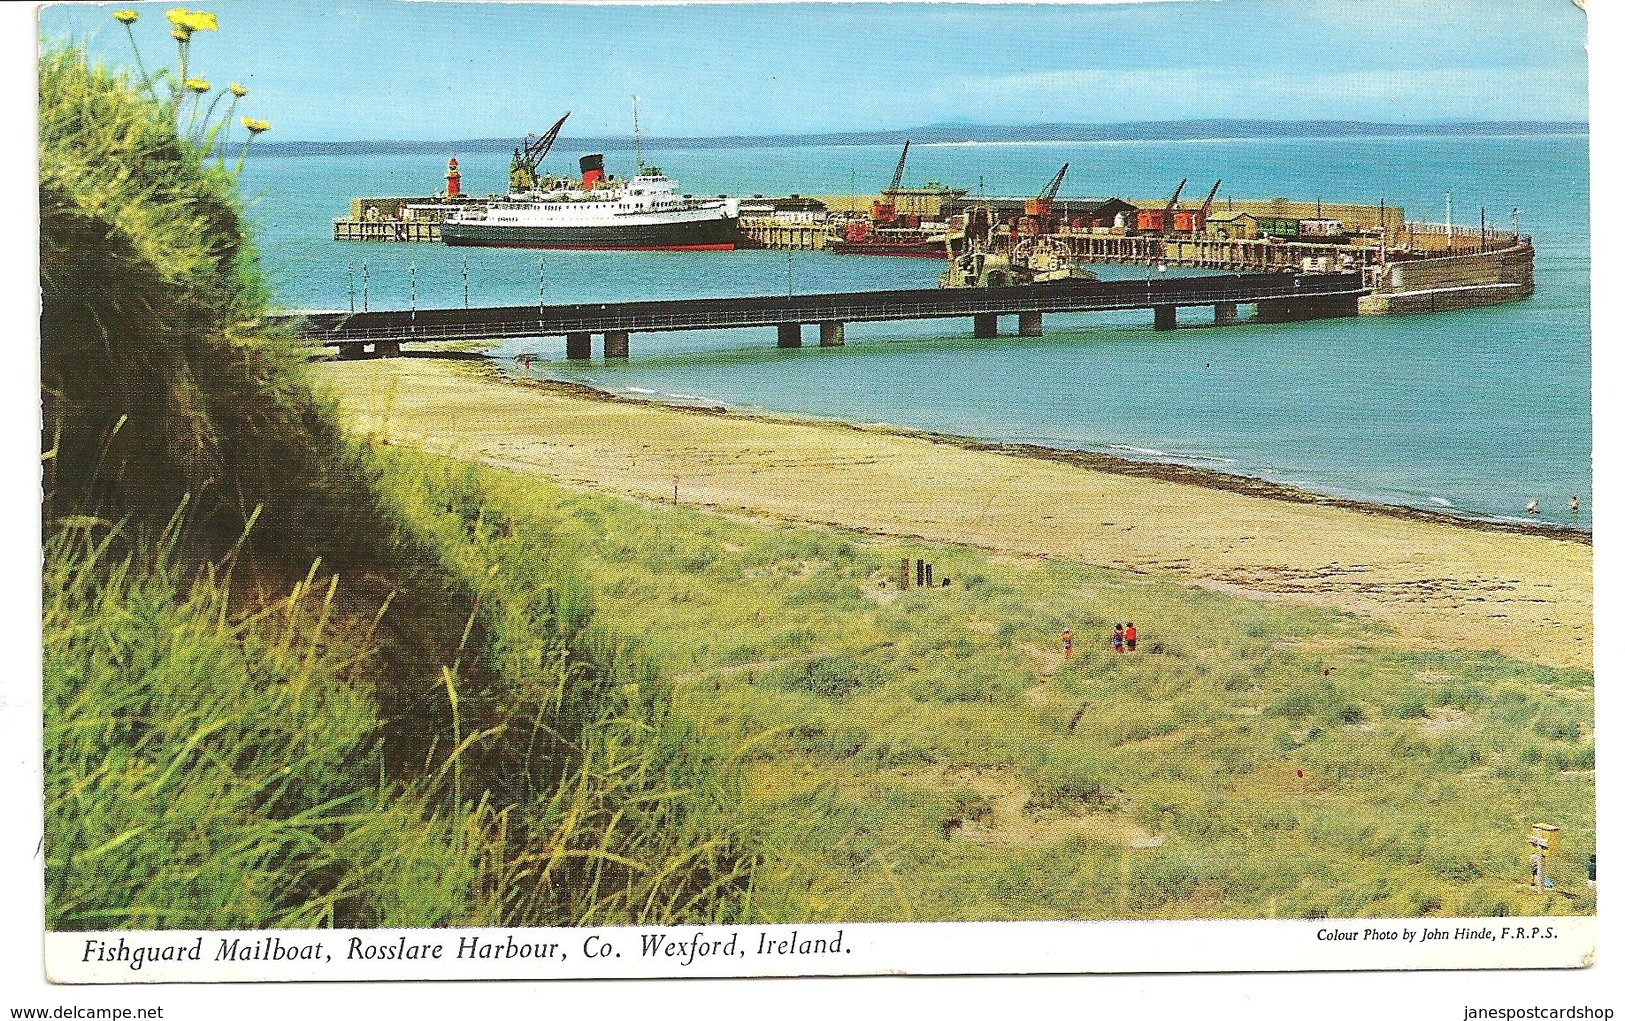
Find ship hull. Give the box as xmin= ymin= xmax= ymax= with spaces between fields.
xmin=442 ymin=216 xmax=739 ymax=251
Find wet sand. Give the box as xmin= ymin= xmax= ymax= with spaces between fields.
xmin=318 ymin=359 xmax=1592 ymax=670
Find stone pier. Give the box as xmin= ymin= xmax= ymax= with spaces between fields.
xmin=339 ymin=342 xmax=366 ymax=360
xmin=973 ymin=313 xmax=999 ymax=339
xmin=374 ymin=339 xmax=402 ymax=358
xmin=566 ymin=332 xmax=591 ymax=360
xmin=604 ymin=330 xmax=630 ymax=359
xmin=777 ymin=323 xmax=803 ymax=348
xmin=1018 ymin=311 xmax=1043 ymax=337
xmin=1154 ymin=305 xmax=1178 ymax=330
xmin=1214 ymin=301 xmax=1238 ymax=326
xmin=819 ymin=321 xmax=845 ymax=347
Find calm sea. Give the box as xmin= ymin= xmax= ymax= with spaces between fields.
xmin=242 ymin=133 xmax=1592 ymax=528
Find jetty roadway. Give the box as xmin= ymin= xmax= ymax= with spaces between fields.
xmin=285 ymin=271 xmax=1368 ymax=359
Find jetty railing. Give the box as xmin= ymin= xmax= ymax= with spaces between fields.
xmin=286 ymin=272 xmax=1368 ymax=347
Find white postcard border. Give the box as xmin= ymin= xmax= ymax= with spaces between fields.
xmin=47 ymin=916 xmax=1595 ymax=984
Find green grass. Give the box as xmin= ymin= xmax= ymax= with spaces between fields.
xmin=43 ymin=506 xmax=756 ymax=929
xmin=377 ymin=449 xmax=1595 ymax=923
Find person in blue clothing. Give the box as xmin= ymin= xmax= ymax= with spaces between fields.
xmin=1112 ymin=624 xmax=1125 ymax=653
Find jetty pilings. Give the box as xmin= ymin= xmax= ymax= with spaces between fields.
xmin=777 ymin=323 xmax=804 ymax=348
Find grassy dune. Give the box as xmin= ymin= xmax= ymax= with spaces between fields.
xmin=371 ymin=447 xmax=1594 ymax=922
xmin=42 ymin=49 xmax=752 ymax=929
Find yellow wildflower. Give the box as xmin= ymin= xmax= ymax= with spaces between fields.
xmin=229 ymin=83 xmax=248 ymax=98
xmin=113 ymin=9 xmax=139 ymax=24
xmin=241 ymin=117 xmax=270 ymax=135
xmin=171 ymin=26 xmax=190 ymax=41
xmin=165 ymin=8 xmax=217 ymax=32
xmin=184 ymin=78 xmax=211 ymax=93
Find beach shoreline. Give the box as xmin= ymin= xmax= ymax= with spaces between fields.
xmin=478 ymin=362 xmax=1590 ymax=545
xmin=319 ymin=357 xmax=1593 ymax=670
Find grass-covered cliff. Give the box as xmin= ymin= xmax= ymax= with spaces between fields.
xmin=40 ymin=47 xmax=754 ymax=930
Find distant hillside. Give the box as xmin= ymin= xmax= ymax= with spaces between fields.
xmin=260 ymin=119 xmax=1587 ymax=156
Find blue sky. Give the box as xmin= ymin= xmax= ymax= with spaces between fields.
xmin=40 ymin=0 xmax=1589 ymax=141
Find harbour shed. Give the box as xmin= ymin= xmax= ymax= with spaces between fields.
xmin=738 ymin=194 xmax=829 ymax=221
xmin=1062 ymin=198 xmax=1137 ymax=230
xmin=1204 ymin=210 xmax=1258 ymax=240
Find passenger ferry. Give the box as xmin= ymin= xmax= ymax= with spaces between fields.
xmin=440 ymin=154 xmax=740 ymax=251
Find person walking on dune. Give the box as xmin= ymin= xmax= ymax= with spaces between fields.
xmin=1124 ymin=622 xmax=1138 ymax=652
xmin=1112 ymin=624 xmax=1125 ymax=654
xmin=1062 ymin=627 xmax=1073 ymax=660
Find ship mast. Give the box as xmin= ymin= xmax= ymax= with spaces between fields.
xmin=632 ymin=95 xmax=644 ymax=173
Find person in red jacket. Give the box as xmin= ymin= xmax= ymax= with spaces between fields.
xmin=1124 ymin=622 xmax=1137 ymax=652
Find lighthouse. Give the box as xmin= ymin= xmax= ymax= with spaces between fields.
xmin=445 ymin=157 xmax=461 ymax=199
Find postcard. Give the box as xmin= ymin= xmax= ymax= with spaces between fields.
xmin=31 ymin=0 xmax=1599 ymax=993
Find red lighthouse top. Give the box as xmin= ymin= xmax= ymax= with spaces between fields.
xmin=445 ymin=157 xmax=461 ymax=198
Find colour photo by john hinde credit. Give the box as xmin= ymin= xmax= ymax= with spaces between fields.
xmin=33 ymin=0 xmax=1598 ymax=984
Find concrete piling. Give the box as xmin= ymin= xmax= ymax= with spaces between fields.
xmin=374 ymin=340 xmax=402 ymax=358
xmin=819 ymin=321 xmax=845 ymax=347
xmin=973 ymin=313 xmax=999 ymax=339
xmin=1154 ymin=305 xmax=1178 ymax=330
xmin=777 ymin=323 xmax=803 ymax=348
xmin=604 ymin=330 xmax=630 ymax=359
xmin=1214 ymin=301 xmax=1239 ymax=326
xmin=1018 ymin=312 xmax=1043 ymax=337
xmin=565 ymin=332 xmax=592 ymax=360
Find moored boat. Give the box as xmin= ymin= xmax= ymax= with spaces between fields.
xmin=441 ymin=154 xmax=740 ymax=251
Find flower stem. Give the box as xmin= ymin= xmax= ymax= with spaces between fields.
xmin=122 ymin=24 xmax=159 ymax=104
xmin=191 ymin=91 xmax=224 ymax=145
xmin=173 ymin=38 xmax=188 ymax=122
xmin=214 ymin=97 xmax=239 ymax=162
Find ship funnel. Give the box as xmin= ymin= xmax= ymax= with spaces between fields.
xmin=580 ymin=153 xmax=605 ymax=190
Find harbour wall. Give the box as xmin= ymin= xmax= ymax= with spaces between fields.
xmin=1361 ymin=241 xmax=1536 ymax=315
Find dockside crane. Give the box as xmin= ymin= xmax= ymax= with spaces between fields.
xmin=1025 ymin=162 xmax=1069 ymax=217
xmin=1193 ymin=178 xmax=1221 ymax=232
xmin=871 ymin=140 xmax=912 ymax=224
xmin=1199 ymin=179 xmax=1221 ymax=219
xmin=510 ymin=112 xmax=570 ymax=193
xmin=1160 ymin=177 xmax=1188 ymax=235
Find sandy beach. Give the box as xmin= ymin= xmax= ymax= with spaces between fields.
xmin=318 ymin=358 xmax=1592 ymax=670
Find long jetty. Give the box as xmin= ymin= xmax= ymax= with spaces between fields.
xmin=285 ymin=271 xmax=1368 ymax=359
